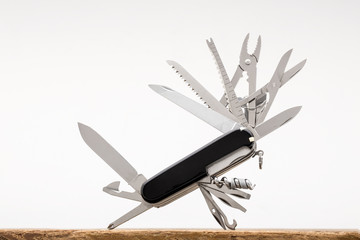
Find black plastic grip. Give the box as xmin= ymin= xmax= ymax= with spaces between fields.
xmin=141 ymin=129 xmax=253 ymax=204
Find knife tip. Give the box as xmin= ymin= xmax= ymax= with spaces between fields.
xmin=288 ymin=106 xmax=302 ymax=117
xmin=149 ymin=84 xmax=174 ymax=93
xmin=294 ymin=105 xmax=302 ymax=111
xmin=148 ymin=84 xmax=161 ymax=92
xmin=77 ymin=122 xmax=92 ymax=136
xmin=78 ymin=122 xmax=86 ymax=129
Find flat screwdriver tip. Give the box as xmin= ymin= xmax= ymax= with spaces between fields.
xmin=108 ymin=224 xmax=115 ymax=230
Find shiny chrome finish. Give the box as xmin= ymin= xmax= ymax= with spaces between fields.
xmin=78 ymin=123 xmax=152 ymax=229
xmin=78 ymin=123 xmax=147 ymax=193
xmin=255 ymin=106 xmax=302 ymax=140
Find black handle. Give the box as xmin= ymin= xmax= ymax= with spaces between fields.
xmin=141 ymin=129 xmax=253 ymax=204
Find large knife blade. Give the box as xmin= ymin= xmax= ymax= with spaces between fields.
xmin=149 ymin=84 xmax=240 ymax=133
xmin=78 ymin=123 xmax=145 ymax=192
xmin=255 ymin=106 xmax=302 ymax=140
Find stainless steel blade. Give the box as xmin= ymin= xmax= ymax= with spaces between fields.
xmin=107 ymin=202 xmax=152 ymax=230
xmin=271 ymin=49 xmax=293 ymax=84
xmin=78 ymin=123 xmax=146 ymax=192
xmin=167 ymin=60 xmax=241 ymax=124
xmin=255 ymin=106 xmax=302 ymax=140
xmin=149 ymin=85 xmax=241 ymax=133
xmin=206 ymin=39 xmax=248 ymax=126
xmin=281 ymin=59 xmax=306 ymax=87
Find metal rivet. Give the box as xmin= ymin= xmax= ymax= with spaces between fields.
xmin=245 ymin=59 xmax=251 ymax=65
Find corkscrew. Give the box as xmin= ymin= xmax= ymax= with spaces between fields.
xmin=211 ymin=176 xmax=255 ymax=190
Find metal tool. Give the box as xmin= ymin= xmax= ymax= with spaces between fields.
xmin=206 ymin=38 xmax=248 ymax=127
xmin=166 ymin=60 xmax=240 ymax=123
xmin=199 ymin=186 xmax=237 ymax=230
xmin=148 ymin=84 xmax=241 ymax=133
xmin=217 ymin=34 xmax=261 ymax=127
xmin=149 ymin=84 xmax=301 ymax=141
xmin=78 ymin=34 xmax=306 ymax=230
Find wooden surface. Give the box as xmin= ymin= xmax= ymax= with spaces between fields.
xmin=0 ymin=229 xmax=359 ymax=240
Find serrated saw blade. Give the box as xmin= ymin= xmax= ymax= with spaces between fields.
xmin=167 ymin=60 xmax=241 ymax=124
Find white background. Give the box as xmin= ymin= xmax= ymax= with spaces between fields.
xmin=0 ymin=0 xmax=359 ymax=229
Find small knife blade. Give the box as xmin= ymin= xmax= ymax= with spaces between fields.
xmin=78 ymin=123 xmax=144 ymax=191
xmin=255 ymin=106 xmax=301 ymax=140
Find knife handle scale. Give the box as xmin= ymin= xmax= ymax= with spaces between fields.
xmin=141 ymin=129 xmax=253 ymax=204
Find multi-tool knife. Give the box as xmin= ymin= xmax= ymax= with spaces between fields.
xmin=78 ymin=34 xmax=306 ymax=230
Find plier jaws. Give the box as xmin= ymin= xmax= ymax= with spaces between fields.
xmin=239 ymin=33 xmax=261 ymax=71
